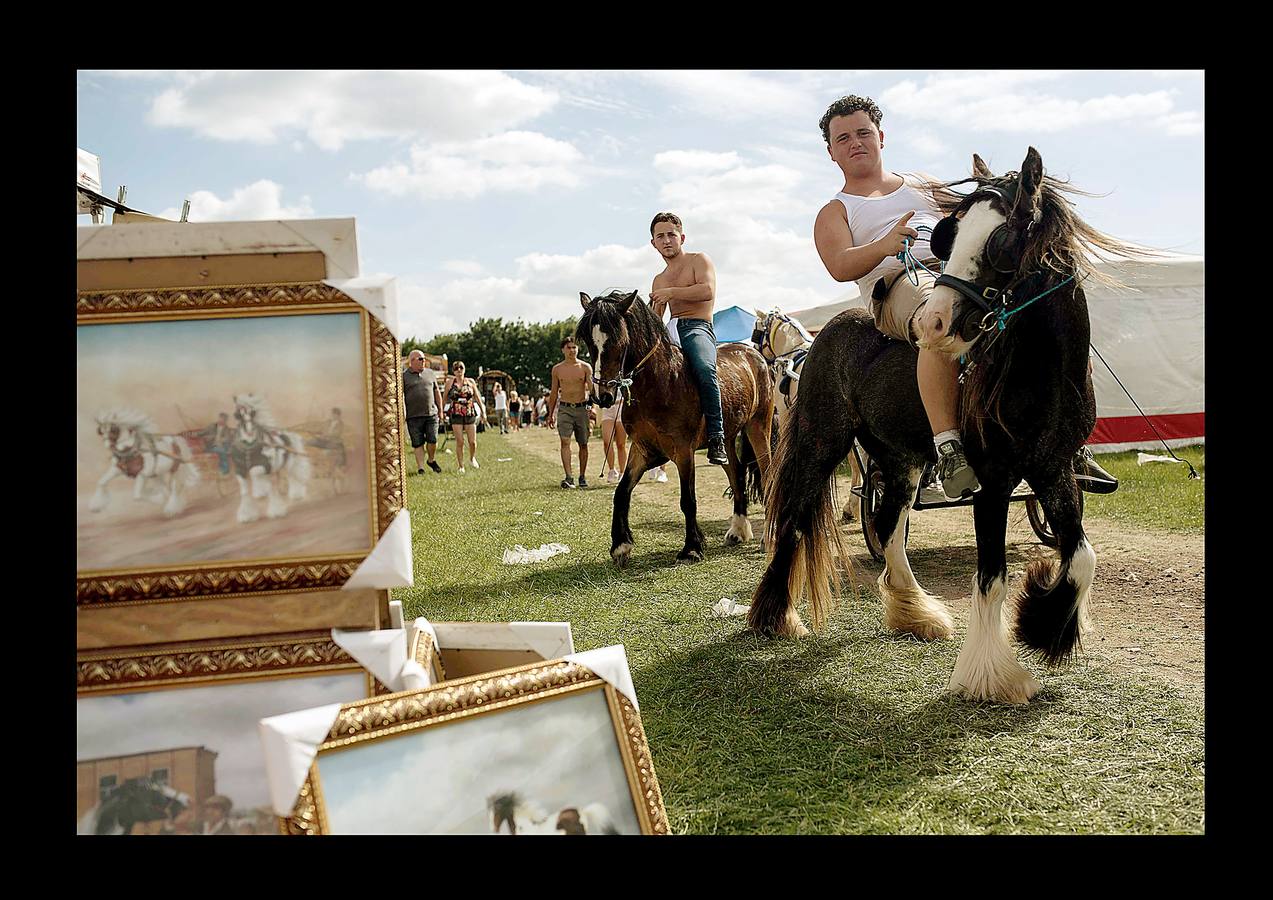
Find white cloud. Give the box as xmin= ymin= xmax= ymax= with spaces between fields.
xmin=638 ymin=71 xmax=816 ymax=121
xmin=157 ymin=179 xmax=313 ymax=222
xmin=356 ymin=131 xmax=586 ymax=199
xmin=652 ymin=150 xmax=741 ymax=176
xmin=1156 ymin=111 xmax=1204 ymax=136
xmin=658 ymin=160 xmax=808 ymax=220
xmin=441 ymin=260 xmax=486 ymax=277
xmin=134 ymin=70 xmax=557 ymax=150
xmin=881 ymin=72 xmax=1201 ymax=138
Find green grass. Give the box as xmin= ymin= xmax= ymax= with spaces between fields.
xmin=1084 ymin=445 xmax=1205 ymax=533
xmin=394 ymin=432 xmax=1204 ymax=834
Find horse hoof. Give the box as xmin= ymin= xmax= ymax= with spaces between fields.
xmin=724 ymin=533 xmax=741 ymax=547
xmin=611 ymin=543 xmax=633 ymax=568
xmin=676 ymin=550 xmax=703 ymax=564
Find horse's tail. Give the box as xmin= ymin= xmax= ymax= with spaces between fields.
xmin=286 ymin=433 xmax=312 ymax=482
xmin=739 ymin=429 xmax=763 ymax=505
xmin=749 ymin=403 xmax=851 ymax=635
xmin=173 ymin=437 xmax=200 ymax=487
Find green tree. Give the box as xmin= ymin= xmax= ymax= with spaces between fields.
xmin=401 ymin=316 xmax=587 ymax=397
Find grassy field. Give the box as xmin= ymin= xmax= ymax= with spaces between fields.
xmin=394 ymin=430 xmax=1204 ymax=834
xmin=1083 ymin=445 xmax=1205 ymax=533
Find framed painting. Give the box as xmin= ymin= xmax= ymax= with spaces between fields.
xmin=76 ymin=281 xmax=405 ymax=606
xmin=275 ymin=657 xmax=667 ymax=835
xmin=77 ymin=631 xmax=375 ymax=835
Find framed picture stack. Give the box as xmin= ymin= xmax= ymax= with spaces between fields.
xmin=77 ymin=218 xmax=410 ymax=835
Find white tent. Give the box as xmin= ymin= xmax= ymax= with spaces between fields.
xmin=787 ymin=255 xmax=1204 ymax=453
xmin=1085 ymin=255 xmax=1203 ymax=452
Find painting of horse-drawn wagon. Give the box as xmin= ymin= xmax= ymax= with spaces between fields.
xmin=75 ymin=298 xmax=401 ymax=603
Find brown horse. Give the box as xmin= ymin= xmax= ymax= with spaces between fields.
xmin=577 ymin=290 xmax=775 ymax=567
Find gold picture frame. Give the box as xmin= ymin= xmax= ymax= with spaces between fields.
xmin=77 ymin=631 xmax=376 ymax=835
xmin=281 ymin=658 xmax=668 ymax=835
xmin=76 ymin=282 xmax=406 ymax=607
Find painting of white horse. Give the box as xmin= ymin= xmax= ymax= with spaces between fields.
xmin=488 ymin=792 xmax=619 ymax=834
xmin=89 ymin=409 xmax=200 ymax=517
xmin=77 ymin=312 xmax=373 ymax=573
xmin=228 ymin=393 xmax=312 ymax=522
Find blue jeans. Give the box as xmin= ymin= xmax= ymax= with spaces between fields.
xmin=677 ymin=318 xmax=725 ymax=441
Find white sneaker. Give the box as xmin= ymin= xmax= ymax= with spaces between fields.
xmin=607 ymin=468 xmax=620 ymax=484
xmin=655 ymin=469 xmax=668 ymax=483
xmin=457 ymin=467 xmax=466 ymax=474
xmin=471 ymin=458 xmax=480 ymax=469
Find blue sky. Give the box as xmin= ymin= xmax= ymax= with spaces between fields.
xmin=77 ymin=70 xmax=1204 ymax=340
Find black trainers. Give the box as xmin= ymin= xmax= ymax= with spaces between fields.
xmin=561 ymin=476 xmax=576 ymax=489
xmin=936 ymin=438 xmax=981 ymax=500
xmin=578 ymin=476 xmax=588 ymax=489
xmin=706 ymin=435 xmax=729 ymax=466
xmin=1074 ymin=446 xmax=1118 ymax=494
xmin=427 ymin=461 xmax=441 ymax=473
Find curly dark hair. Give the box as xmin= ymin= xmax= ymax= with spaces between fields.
xmin=649 ymin=212 xmax=683 ymax=236
xmin=819 ymin=95 xmax=883 ymax=144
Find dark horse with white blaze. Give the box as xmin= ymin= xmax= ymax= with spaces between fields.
xmin=577 ymin=290 xmax=775 ymax=567
xmin=751 ymin=148 xmax=1144 ymax=704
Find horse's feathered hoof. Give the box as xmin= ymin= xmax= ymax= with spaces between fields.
xmin=611 ymin=543 xmax=633 ymax=568
xmin=676 ymin=549 xmax=703 ymax=564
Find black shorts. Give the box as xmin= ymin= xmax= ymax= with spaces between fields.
xmin=449 ymin=415 xmax=477 ymax=428
xmin=407 ymin=416 xmax=438 ymax=447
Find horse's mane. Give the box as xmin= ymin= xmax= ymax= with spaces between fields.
xmin=234 ymin=393 xmax=278 ymax=427
xmin=922 ymin=171 xmax=1161 ymax=290
xmin=97 ymin=408 xmax=154 ymax=431
xmin=578 ymin=290 xmax=668 ymax=358
xmin=917 ymin=166 xmax=1152 ymax=443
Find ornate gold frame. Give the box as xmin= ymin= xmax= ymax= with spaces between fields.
xmin=77 ymin=630 xmax=373 ymax=696
xmin=282 ymin=659 xmax=668 ymax=835
xmin=78 ymin=631 xmax=376 ymax=835
xmin=76 ymin=283 xmax=406 ymax=607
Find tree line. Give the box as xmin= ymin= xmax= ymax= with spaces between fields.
xmin=402 ymin=316 xmax=590 ymax=396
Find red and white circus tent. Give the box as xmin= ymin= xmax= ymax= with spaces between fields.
xmin=789 ymin=253 xmax=1204 ymax=453
xmin=1084 ymin=255 xmax=1203 ymax=452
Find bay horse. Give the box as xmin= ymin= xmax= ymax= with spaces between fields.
xmin=751 ymin=308 xmax=864 ymax=520
xmin=751 ymin=148 xmax=1145 ymax=703
xmin=89 ymin=409 xmax=200 ymax=517
xmin=577 ymin=291 xmax=775 ymax=567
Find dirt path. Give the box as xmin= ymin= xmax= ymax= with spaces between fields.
xmin=509 ymin=426 xmax=1204 ymax=700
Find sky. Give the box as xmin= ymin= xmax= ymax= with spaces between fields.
xmin=77 ymin=70 xmax=1204 ymax=341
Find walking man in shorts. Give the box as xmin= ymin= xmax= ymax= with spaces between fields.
xmin=546 ymin=337 xmax=593 ymax=489
xmin=403 ymin=350 xmax=443 ymax=473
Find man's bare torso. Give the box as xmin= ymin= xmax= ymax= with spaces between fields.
xmin=653 ymin=252 xmax=712 ymax=321
xmin=553 ymin=360 xmax=592 ymax=403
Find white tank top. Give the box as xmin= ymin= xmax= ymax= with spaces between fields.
xmin=834 ymin=172 xmax=943 ymax=300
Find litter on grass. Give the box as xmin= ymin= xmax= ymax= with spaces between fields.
xmin=1137 ymin=452 xmax=1186 ymax=466
xmin=497 ymin=457 xmax=513 ymax=462
xmin=711 ymin=598 xmax=750 ymax=618
xmin=502 ymin=543 xmax=570 ymax=564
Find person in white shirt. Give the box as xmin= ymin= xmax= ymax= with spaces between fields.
xmin=493 ymin=383 xmax=509 ymax=434
xmin=812 ymin=94 xmax=978 ymax=500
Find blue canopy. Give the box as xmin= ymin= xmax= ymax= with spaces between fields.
xmin=712 ymin=305 xmax=756 ymax=344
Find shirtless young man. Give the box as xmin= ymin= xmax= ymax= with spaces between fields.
xmin=648 ymin=212 xmax=728 ymax=466
xmin=546 ymin=337 xmax=594 ymax=489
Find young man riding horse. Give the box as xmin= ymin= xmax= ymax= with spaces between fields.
xmin=813 ymin=94 xmax=1113 ymax=497
xmin=648 ymin=213 xmax=729 ymax=467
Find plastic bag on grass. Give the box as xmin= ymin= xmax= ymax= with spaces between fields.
xmin=502 ymin=543 xmax=570 ymax=564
